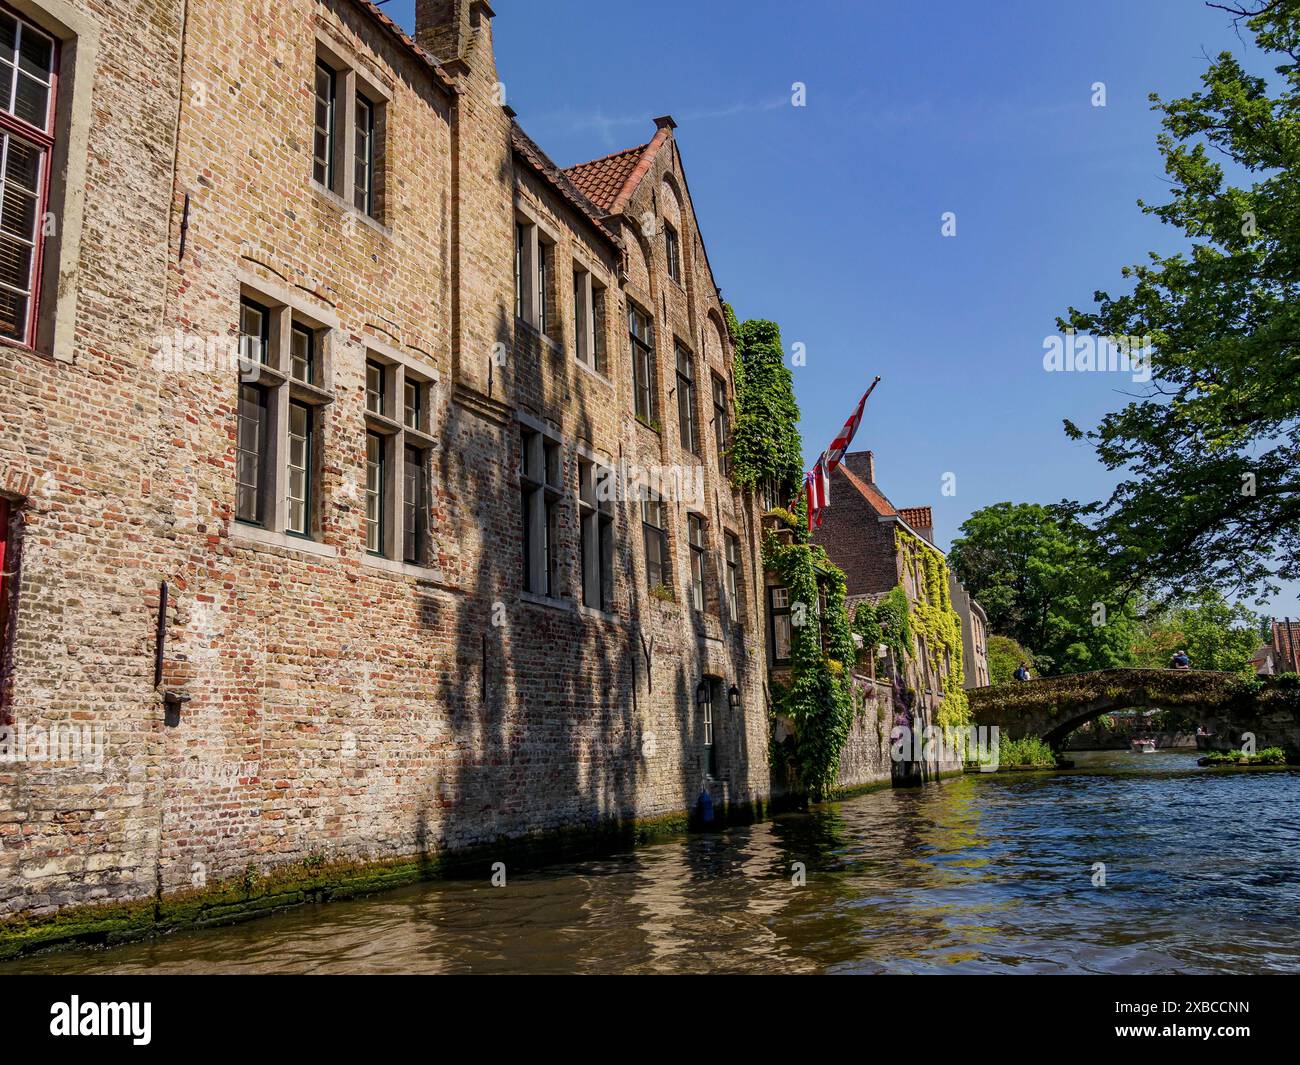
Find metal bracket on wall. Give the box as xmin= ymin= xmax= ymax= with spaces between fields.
xmin=639 ymin=632 xmax=654 ymax=693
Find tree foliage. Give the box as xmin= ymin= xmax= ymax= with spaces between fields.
xmin=765 ymin=536 xmax=855 ymax=801
xmin=948 ymin=502 xmax=1137 ymax=675
xmin=1059 ymin=1 xmax=1300 ymax=599
xmin=729 ymin=309 xmax=858 ymax=799
xmin=986 ymin=634 xmax=1036 ymax=686
xmin=1130 ymin=586 xmax=1262 ymax=674
xmin=853 ymin=586 xmax=913 ymax=672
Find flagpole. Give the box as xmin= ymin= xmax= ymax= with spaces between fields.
xmin=801 ymin=376 xmax=882 ymax=529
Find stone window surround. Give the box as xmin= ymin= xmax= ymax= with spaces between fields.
xmin=570 ymin=247 xmax=612 ymax=388
xmin=514 ymin=199 xmax=560 ymax=343
xmin=312 ymin=27 xmax=391 ymax=229
xmin=573 ymin=442 xmax=615 ymax=616
xmin=663 ymin=218 xmax=680 ymax=285
xmin=0 ymin=0 xmax=97 ymax=364
xmin=674 ymin=336 xmax=701 ymax=457
xmin=569 ymin=439 xmax=624 ymax=625
xmin=627 ymin=296 xmax=658 ymax=428
xmin=231 ymin=271 xmax=337 ymax=557
xmin=723 ymin=527 xmax=742 ymax=626
xmin=359 ymin=334 xmax=440 ymax=577
xmin=710 ymin=367 xmax=731 ymax=476
xmin=656 ymin=178 xmax=687 ymax=295
xmin=686 ymin=509 xmax=706 ymax=613
xmin=516 ymin=408 xmax=566 ymax=609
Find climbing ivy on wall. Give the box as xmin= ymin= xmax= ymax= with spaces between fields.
xmin=895 ymin=529 xmax=970 ymax=728
xmin=765 ymin=534 xmax=856 ymax=800
xmin=727 ymin=314 xmax=803 ymax=503
xmin=853 ymin=586 xmax=912 ymax=672
xmin=727 ymin=307 xmax=858 ymax=799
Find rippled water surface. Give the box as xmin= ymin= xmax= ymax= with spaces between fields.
xmin=8 ymin=750 xmax=1300 ymax=974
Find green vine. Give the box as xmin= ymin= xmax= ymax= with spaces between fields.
xmin=895 ymin=530 xmax=970 ymax=727
xmin=853 ymin=585 xmax=912 ymax=671
xmin=765 ymin=535 xmax=856 ymax=800
xmin=728 ymin=314 xmax=803 ymax=501
xmin=728 ymin=309 xmax=861 ymax=799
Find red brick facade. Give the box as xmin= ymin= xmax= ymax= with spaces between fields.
xmin=811 ymin=450 xmax=989 ymax=697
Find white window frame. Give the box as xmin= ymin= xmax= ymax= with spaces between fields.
xmin=233 ymin=276 xmax=336 ymax=546
xmin=360 ymin=339 xmax=439 ymax=569
xmin=313 ymin=33 xmax=389 ymax=223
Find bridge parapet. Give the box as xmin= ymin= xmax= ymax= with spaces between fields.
xmin=970 ymin=668 xmax=1300 ymax=752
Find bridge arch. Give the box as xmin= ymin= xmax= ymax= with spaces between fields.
xmin=969 ymin=668 xmax=1299 ymax=753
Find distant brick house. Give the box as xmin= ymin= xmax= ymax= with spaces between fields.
xmin=1254 ymin=620 xmax=1300 ymax=675
xmin=809 ymin=451 xmax=990 ymax=701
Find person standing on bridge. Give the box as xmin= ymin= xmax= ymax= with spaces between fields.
xmin=1170 ymin=649 xmax=1191 ymax=670
xmin=1014 ymin=662 xmax=1032 ymax=682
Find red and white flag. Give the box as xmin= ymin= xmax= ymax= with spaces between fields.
xmin=804 ymin=377 xmax=878 ymax=530
xmin=805 ymin=456 xmax=831 ymax=528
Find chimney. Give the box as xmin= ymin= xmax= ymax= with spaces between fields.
xmin=843 ymin=451 xmax=875 ymax=484
xmin=416 ymin=0 xmax=497 ymax=77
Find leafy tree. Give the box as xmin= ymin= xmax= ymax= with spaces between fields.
xmin=1130 ymin=587 xmax=1263 ymax=674
xmin=1059 ymin=1 xmax=1300 ymax=600
xmin=986 ymin=634 xmax=1036 ymax=686
xmin=948 ymin=502 xmax=1136 ymax=674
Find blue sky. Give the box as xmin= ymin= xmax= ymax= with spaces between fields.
xmin=384 ymin=0 xmax=1296 ymax=613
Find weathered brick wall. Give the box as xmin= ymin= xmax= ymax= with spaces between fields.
xmin=835 ymin=677 xmax=895 ymax=792
xmin=815 ymin=468 xmax=902 ymax=599
xmin=0 ymin=0 xmax=186 ymax=917
xmin=610 ymin=126 xmax=770 ymax=810
xmin=1 ymin=0 xmax=773 ymax=927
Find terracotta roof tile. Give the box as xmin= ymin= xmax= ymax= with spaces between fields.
xmin=898 ymin=506 xmax=933 ymax=530
xmin=1273 ymin=620 xmax=1300 ymax=661
xmin=562 ymin=144 xmax=648 ymax=213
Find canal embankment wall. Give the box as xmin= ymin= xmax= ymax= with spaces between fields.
xmin=834 ymin=676 xmax=963 ymax=796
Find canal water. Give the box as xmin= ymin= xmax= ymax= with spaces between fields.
xmin=7 ymin=750 xmax=1300 ymax=974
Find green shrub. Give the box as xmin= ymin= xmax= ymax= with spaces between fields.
xmin=996 ymin=734 xmax=1058 ymax=768
xmin=1199 ymin=746 xmax=1289 ymax=766
xmin=987 ymin=634 xmax=1035 ymax=686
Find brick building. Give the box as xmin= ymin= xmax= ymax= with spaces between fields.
xmin=0 ymin=0 xmax=769 ymax=935
xmin=1253 ymin=619 xmax=1300 ymax=675
xmin=808 ymin=450 xmax=990 ymax=704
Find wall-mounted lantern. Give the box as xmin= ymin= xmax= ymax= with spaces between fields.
xmin=728 ymin=685 xmax=741 ymax=711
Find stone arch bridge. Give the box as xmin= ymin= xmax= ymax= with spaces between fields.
xmin=969 ymin=668 xmax=1300 ymax=753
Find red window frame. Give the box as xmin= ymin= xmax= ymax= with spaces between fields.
xmin=0 ymin=4 xmax=60 ymax=349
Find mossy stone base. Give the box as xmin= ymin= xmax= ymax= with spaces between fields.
xmin=0 ymin=801 xmax=767 ymax=961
